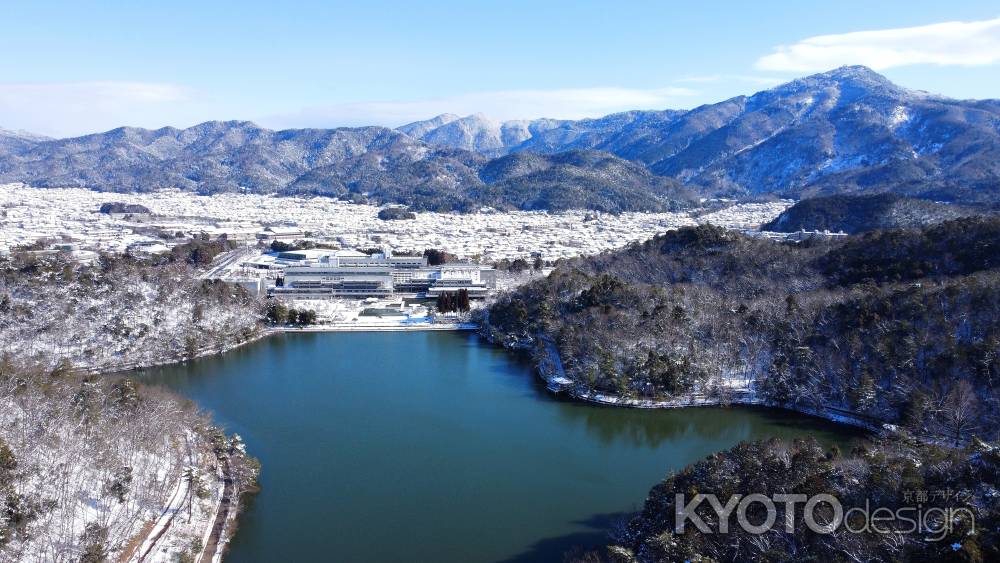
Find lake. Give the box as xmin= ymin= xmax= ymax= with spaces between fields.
xmin=140 ymin=331 xmax=862 ymax=563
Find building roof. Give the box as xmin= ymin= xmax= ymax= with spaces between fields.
xmin=276 ymin=249 xmax=336 ymax=261
xmin=264 ymin=226 xmax=303 ymax=235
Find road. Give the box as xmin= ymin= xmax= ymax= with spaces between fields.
xmin=199 ymin=247 xmax=256 ymax=280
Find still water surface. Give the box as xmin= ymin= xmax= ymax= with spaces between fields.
xmin=141 ymin=331 xmax=861 ymax=562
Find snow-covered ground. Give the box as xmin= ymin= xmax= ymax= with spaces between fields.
xmin=0 ymin=378 xmax=229 ymax=563
xmin=0 ymin=183 xmax=792 ymax=263
xmin=0 ymin=257 xmax=261 ymax=373
xmin=280 ymin=297 xmax=480 ymax=331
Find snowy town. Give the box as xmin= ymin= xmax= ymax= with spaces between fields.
xmin=0 ymin=182 xmax=806 ymax=329
xmin=0 ymin=183 xmax=792 ymax=263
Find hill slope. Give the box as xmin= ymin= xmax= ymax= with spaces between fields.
xmin=472 ymin=150 xmax=691 ymax=212
xmin=485 ymin=217 xmax=1000 ymax=437
xmin=762 ymin=193 xmax=984 ymax=234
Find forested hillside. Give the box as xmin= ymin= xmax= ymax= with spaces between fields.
xmin=0 ymin=122 xmax=691 ymax=213
xmin=484 ymin=218 xmax=1000 ymax=442
xmin=572 ymin=437 xmax=999 ymax=562
xmin=0 ymin=248 xmax=264 ymax=561
xmin=763 ymin=193 xmax=984 ymax=234
xmin=0 ymin=247 xmax=263 ymax=372
xmin=0 ymin=368 xmax=259 ymax=562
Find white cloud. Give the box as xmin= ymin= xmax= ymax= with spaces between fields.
xmin=756 ymin=17 xmax=1000 ymax=72
xmin=262 ymin=86 xmax=698 ymax=129
xmin=0 ymin=81 xmax=194 ymax=137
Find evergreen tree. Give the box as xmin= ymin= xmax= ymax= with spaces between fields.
xmin=182 ymin=466 xmax=201 ymax=523
xmin=184 ymin=335 xmax=199 ymax=360
xmin=510 ymin=258 xmax=529 ymax=272
xmin=0 ymin=437 xmax=16 ymax=489
xmin=265 ymin=300 xmax=288 ymax=324
xmin=297 ymin=309 xmax=317 ymax=325
xmin=79 ymin=523 xmax=109 ymax=563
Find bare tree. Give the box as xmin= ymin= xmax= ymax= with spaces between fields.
xmin=940 ymin=381 xmax=980 ymax=445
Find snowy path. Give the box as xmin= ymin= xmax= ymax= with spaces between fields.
xmin=197 ymin=457 xmax=234 ymax=563
xmin=200 ymin=248 xmax=255 ymax=280
xmin=129 ymin=436 xmax=198 ymax=563
xmin=131 ymin=473 xmax=189 ymax=562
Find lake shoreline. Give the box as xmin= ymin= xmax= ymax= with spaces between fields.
xmin=483 ymin=329 xmax=886 ymax=434
xmin=559 ymin=391 xmax=883 ymax=432
xmin=106 ymin=322 xmax=874 ymax=562
xmin=116 ymin=324 xmax=871 ymax=562
xmin=217 ymin=325 xmax=884 ymax=435
xmin=143 ymin=329 xmax=862 ymax=562
xmin=276 ymin=322 xmax=478 ymax=332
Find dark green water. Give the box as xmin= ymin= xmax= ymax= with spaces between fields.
xmin=140 ymin=331 xmax=862 ymax=563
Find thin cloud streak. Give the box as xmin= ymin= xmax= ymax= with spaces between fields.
xmin=756 ymin=17 xmax=1000 ymax=72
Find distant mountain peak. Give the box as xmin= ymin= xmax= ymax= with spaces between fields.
xmin=398 ymin=113 xmax=531 ymax=155
xmin=189 ymin=119 xmax=263 ymax=131
xmin=397 ymin=114 xmax=461 ymax=137
xmin=822 ymin=65 xmax=888 ymax=81
xmin=0 ymin=127 xmax=51 ymax=142
xmin=766 ymin=65 xmax=909 ymax=100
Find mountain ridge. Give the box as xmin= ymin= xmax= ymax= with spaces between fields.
xmin=3 ymin=66 xmax=999 ymax=210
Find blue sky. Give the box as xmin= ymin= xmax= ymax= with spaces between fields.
xmin=2 ymin=0 xmax=998 ymax=137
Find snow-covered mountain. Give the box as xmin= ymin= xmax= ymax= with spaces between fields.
xmin=2 ymin=66 xmax=999 ymax=209
xmin=0 ymin=120 xmax=684 ymax=212
xmin=398 ymin=113 xmax=566 ymax=155
xmin=396 ymin=113 xmax=462 ymax=138
xmin=401 ymin=67 xmax=1000 ymax=206
xmin=0 ymin=127 xmax=52 ymax=154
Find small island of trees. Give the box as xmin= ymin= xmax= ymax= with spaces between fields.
xmin=377 ymin=207 xmax=416 ymax=221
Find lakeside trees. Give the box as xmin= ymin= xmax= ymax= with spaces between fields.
xmin=0 ymin=251 xmax=263 ymax=372
xmin=0 ymin=364 xmax=259 ymax=561
xmin=572 ymin=437 xmax=1000 ymax=562
xmin=264 ymin=300 xmax=317 ymax=326
xmin=484 ymin=218 xmax=1000 ymax=444
xmin=0 ymin=250 xmax=263 ymax=561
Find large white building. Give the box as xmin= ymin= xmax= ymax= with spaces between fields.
xmin=268 ymin=248 xmax=496 ymax=299
xmin=424 ymin=264 xmax=494 ymax=299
